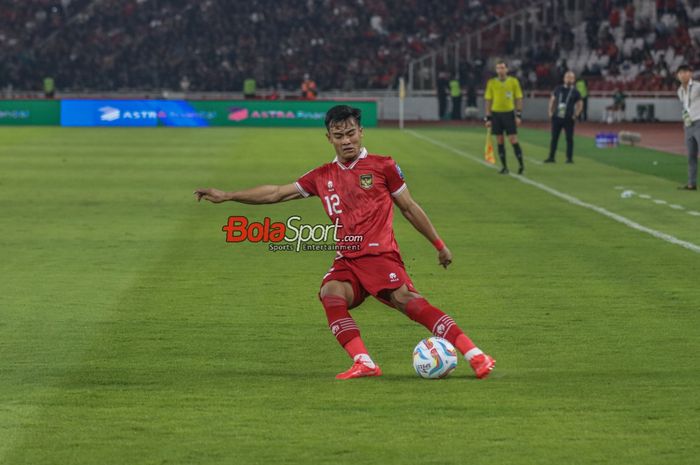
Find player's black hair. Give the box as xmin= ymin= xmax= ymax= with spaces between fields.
xmin=324 ymin=105 xmax=362 ymax=131
xmin=677 ymin=64 xmax=692 ymax=73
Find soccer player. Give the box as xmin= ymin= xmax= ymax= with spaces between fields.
xmin=484 ymin=61 xmax=525 ymax=174
xmin=194 ymin=105 xmax=496 ymax=380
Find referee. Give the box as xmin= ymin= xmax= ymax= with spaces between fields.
xmin=544 ymin=71 xmax=583 ymax=164
xmin=484 ymin=61 xmax=524 ymax=174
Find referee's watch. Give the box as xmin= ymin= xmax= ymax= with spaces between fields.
xmin=515 ymin=110 xmax=523 ymax=119
xmin=484 ymin=115 xmax=492 ymax=122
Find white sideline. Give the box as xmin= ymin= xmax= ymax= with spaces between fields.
xmin=405 ymin=130 xmax=700 ymax=255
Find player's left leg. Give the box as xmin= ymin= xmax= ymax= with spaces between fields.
xmin=320 ymin=275 xmax=382 ymax=380
xmin=564 ymin=119 xmax=575 ymax=163
xmin=508 ymin=133 xmax=524 ymax=175
xmin=545 ymin=119 xmax=563 ymax=162
xmin=388 ymin=285 xmax=496 ymax=379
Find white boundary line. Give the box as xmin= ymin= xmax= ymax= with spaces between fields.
xmin=614 ymin=187 xmax=698 ymax=215
xmin=406 ymin=130 xmax=700 ymax=254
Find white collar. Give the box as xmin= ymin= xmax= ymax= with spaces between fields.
xmin=334 ymin=147 xmax=368 ymax=170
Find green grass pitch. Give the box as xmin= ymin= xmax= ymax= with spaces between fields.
xmin=1 ymin=125 xmax=699 ymax=465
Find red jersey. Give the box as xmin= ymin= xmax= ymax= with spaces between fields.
xmin=295 ymin=148 xmax=407 ymax=259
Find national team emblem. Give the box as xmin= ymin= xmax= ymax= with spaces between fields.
xmin=436 ymin=324 xmax=446 ymax=336
xmin=389 ymin=272 xmax=398 ymax=282
xmin=327 ymin=180 xmax=334 ymax=191
xmin=359 ymin=174 xmax=373 ymax=190
xmin=331 ymin=325 xmax=340 ymax=335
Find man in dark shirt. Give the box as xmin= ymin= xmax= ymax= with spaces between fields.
xmin=545 ymin=71 xmax=583 ymax=164
xmin=436 ymin=71 xmax=450 ymax=120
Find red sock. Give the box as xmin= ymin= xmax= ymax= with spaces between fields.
xmin=453 ymin=334 xmax=476 ymax=355
xmin=404 ymin=298 xmax=477 ymax=355
xmin=321 ymin=295 xmax=365 ymax=358
xmin=343 ymin=336 xmax=369 ymax=359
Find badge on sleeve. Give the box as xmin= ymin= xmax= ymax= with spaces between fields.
xmin=359 ymin=174 xmax=373 ymax=189
xmin=396 ymin=164 xmax=405 ymax=179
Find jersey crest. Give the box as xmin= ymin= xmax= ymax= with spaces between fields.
xmin=359 ymin=174 xmax=374 ymax=190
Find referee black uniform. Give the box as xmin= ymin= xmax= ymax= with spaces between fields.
xmin=545 ymin=79 xmax=581 ymax=163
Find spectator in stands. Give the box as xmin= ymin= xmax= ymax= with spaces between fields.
xmin=576 ymin=76 xmax=588 ymax=121
xmin=301 ymin=74 xmax=318 ymax=100
xmin=449 ymin=75 xmax=462 ymax=120
xmin=436 ymin=71 xmax=449 ymax=120
xmin=464 ymin=71 xmax=479 ymax=120
xmin=243 ymin=77 xmax=257 ymax=99
xmin=43 ymin=76 xmax=54 ymax=98
xmin=180 ymin=76 xmax=191 ymax=92
xmin=605 ymin=88 xmax=627 ymax=122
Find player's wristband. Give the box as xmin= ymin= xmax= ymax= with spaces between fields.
xmin=484 ymin=115 xmax=492 ymax=122
xmin=515 ymin=111 xmax=523 ymax=119
xmin=433 ymin=238 xmax=446 ymax=251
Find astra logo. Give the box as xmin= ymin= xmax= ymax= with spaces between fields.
xmin=99 ymin=106 xmax=158 ymax=122
xmin=99 ymin=106 xmax=120 ymax=122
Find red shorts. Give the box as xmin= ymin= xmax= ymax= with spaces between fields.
xmin=320 ymin=251 xmax=418 ymax=308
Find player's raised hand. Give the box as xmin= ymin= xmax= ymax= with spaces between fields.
xmin=194 ymin=188 xmax=228 ymax=203
xmin=438 ymin=246 xmax=452 ymax=269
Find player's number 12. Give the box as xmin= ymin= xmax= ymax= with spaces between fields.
xmin=324 ymin=194 xmax=342 ymax=215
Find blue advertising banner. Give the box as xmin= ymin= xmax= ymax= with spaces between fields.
xmin=60 ymin=100 xmax=213 ymax=127
xmin=59 ymin=99 xmax=378 ymax=127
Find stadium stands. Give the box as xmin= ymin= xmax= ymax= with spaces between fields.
xmin=1 ymin=0 xmax=526 ymax=92
xmin=2 ymin=0 xmax=699 ymax=93
xmin=504 ymin=0 xmax=700 ymax=91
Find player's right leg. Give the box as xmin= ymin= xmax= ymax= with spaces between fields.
xmin=320 ymin=280 xmax=382 ymax=379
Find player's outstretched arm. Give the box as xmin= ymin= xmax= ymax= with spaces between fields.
xmin=393 ymin=187 xmax=452 ymax=269
xmin=194 ymin=183 xmax=302 ymax=205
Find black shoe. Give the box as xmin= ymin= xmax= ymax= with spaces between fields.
xmin=678 ymin=184 xmax=697 ymax=190
xmin=543 ymin=158 xmax=555 ymax=163
xmin=499 ymin=167 xmax=509 ymax=175
xmin=565 ymin=159 xmax=574 ymax=164
xmin=517 ymin=166 xmax=524 ymax=175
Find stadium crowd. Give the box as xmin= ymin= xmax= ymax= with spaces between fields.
xmin=505 ymin=0 xmax=700 ymax=91
xmin=3 ymin=0 xmax=700 ymax=93
xmin=1 ymin=0 xmax=528 ymax=92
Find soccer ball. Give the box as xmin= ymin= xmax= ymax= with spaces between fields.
xmin=412 ymin=337 xmax=458 ymax=379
